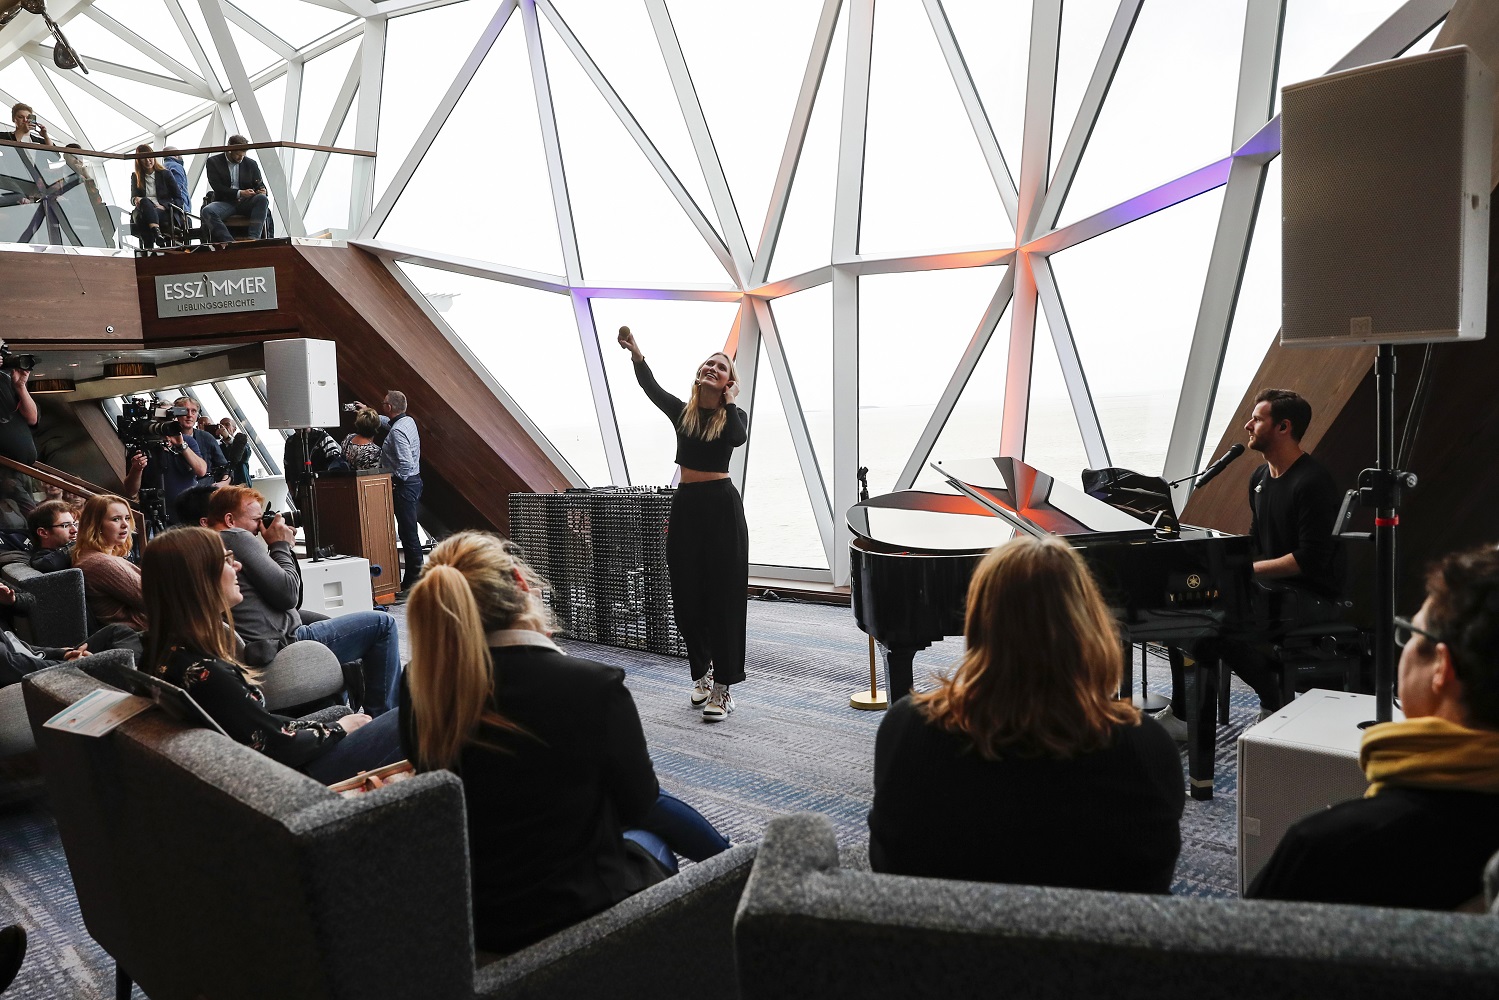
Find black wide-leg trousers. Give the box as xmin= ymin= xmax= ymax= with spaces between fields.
xmin=666 ymin=479 xmax=749 ymax=686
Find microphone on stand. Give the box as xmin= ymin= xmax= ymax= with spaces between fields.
xmin=1174 ymin=443 xmax=1246 ymax=490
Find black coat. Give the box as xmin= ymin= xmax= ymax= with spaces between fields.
xmin=204 ymin=152 xmax=266 ymax=204
xmin=129 ymin=166 xmax=180 ymax=210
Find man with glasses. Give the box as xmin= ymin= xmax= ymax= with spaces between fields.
xmin=1249 ymin=544 xmax=1499 ymax=909
xmin=26 ymin=499 xmax=76 ymax=573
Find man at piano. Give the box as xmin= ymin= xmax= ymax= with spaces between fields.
xmin=1165 ymin=388 xmax=1344 ymax=731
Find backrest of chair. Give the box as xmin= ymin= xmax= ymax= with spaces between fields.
xmin=24 ymin=666 xmax=476 ymax=1000
xmin=735 ymin=814 xmax=1499 ymax=1000
xmin=1 ymin=563 xmax=87 ymax=647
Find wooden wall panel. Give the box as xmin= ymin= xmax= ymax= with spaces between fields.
xmin=1 ymin=251 xmax=142 ymax=344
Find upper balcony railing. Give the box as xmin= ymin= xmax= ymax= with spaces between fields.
xmin=0 ymin=139 xmax=375 ymax=252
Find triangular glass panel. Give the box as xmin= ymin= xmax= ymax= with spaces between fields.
xmin=1050 ymin=0 xmax=1120 ymax=181
xmin=740 ymin=336 xmax=830 ymax=570
xmin=292 ymin=37 xmax=359 ymax=150
xmin=0 ymin=61 xmax=72 ymax=137
xmin=253 ymin=75 xmax=287 ymax=142
xmin=232 ymin=1 xmax=356 ymax=50
xmin=764 ymin=5 xmax=846 ymax=283
xmin=90 ymin=0 xmax=202 ymax=81
xmin=589 ymin=297 xmax=743 ymax=486
xmin=86 ymin=69 xmax=203 ymax=131
xmin=1050 ymin=185 xmax=1226 ymax=477
xmin=226 ymin=21 xmax=282 ymax=78
xmin=1276 ymin=0 xmax=1412 ymax=114
xmin=545 ymin=0 xmax=715 ymax=237
xmin=859 ymin=266 xmax=1009 ymax=497
xmin=765 ymin=283 xmax=832 ymax=497
xmin=915 ymin=296 xmax=1012 ymax=492
xmin=48 ymin=67 xmax=154 ymax=151
xmin=167 ymin=0 xmax=231 ymax=92
xmin=301 ymin=107 xmax=356 ymax=236
xmin=1057 ymin=0 xmax=1246 ymax=229
xmin=541 ymin=15 xmax=732 ymax=283
xmin=1206 ymin=161 xmax=1280 ymax=465
xmin=1023 ymin=298 xmax=1091 ymax=489
xmin=376 ymin=0 xmax=504 ymax=201
xmin=939 ymin=0 xmax=1030 ymax=190
xmin=668 ymin=0 xmax=828 ymax=258
xmin=379 ymin=15 xmax=566 ymax=274
xmin=397 ymin=262 xmax=610 ymax=486
xmin=54 ymin=10 xmax=187 ymax=80
xmin=861 ymin=0 xmax=1012 ymax=255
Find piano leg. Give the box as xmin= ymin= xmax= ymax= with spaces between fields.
xmin=878 ymin=643 xmax=919 ymax=702
xmin=1174 ymin=646 xmax=1220 ymax=801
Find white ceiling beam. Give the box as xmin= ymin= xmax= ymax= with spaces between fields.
xmin=29 ymin=44 xmax=205 ymax=97
xmin=349 ymin=15 xmax=386 ymax=228
xmin=83 ymin=7 xmax=211 ymax=91
xmin=1033 ymin=255 xmax=1108 ymax=468
xmin=44 ymin=52 xmax=164 ymax=135
xmin=222 ymin=3 xmax=298 ymax=61
xmin=352 ymin=238 xmax=570 ymax=293
xmin=521 ymin=0 xmax=581 ymax=283
xmin=22 ymin=57 xmax=86 ymax=147
xmin=293 ymin=51 xmax=361 ymax=213
xmin=164 ymin=0 xmax=227 ymax=99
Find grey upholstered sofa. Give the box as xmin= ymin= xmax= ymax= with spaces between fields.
xmin=0 ymin=563 xmax=94 ymax=757
xmin=735 ymin=814 xmax=1499 ymax=1000
xmin=24 ymin=665 xmax=757 ymax=1000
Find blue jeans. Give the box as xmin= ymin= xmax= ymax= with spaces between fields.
xmin=622 ymin=790 xmax=731 ymax=874
xmin=293 ymin=611 xmax=402 ymax=717
xmin=203 ymin=193 xmax=268 ymax=242
xmin=300 ymin=710 xmax=404 ymax=784
xmin=393 ymin=476 xmax=423 ymax=587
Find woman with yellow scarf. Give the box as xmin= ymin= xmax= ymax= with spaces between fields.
xmin=1249 ymin=544 xmax=1499 ymax=909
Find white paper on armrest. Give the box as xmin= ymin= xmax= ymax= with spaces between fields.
xmin=44 ymin=688 xmax=152 ymax=737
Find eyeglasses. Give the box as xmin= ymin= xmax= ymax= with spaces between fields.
xmin=223 ymin=551 xmax=236 ymax=564
xmin=1393 ymin=615 xmax=1444 ymax=649
xmin=49 ymin=521 xmax=77 ymax=529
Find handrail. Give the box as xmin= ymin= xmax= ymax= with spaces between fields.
xmin=0 ymin=137 xmax=375 ymax=159
xmin=0 ymin=453 xmax=147 ymax=537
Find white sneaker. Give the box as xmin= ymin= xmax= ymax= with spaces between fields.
xmin=702 ymin=683 xmax=734 ymax=722
xmin=1150 ymin=705 xmax=1188 ymax=742
xmin=691 ymin=669 xmax=715 ymax=708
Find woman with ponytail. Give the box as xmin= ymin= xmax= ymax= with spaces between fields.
xmin=616 ymin=326 xmax=749 ymax=722
xmin=401 ymin=531 xmax=729 ymax=954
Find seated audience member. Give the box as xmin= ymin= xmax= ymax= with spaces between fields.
xmin=129 ymin=145 xmax=182 ymax=250
xmin=202 ymin=135 xmax=269 ymax=243
xmin=73 ymin=494 xmax=146 ymax=632
xmin=0 ymin=570 xmax=139 ymax=687
xmin=173 ymin=483 xmax=219 ymax=528
xmin=402 ymin=532 xmax=730 ymax=953
xmin=341 ymin=407 xmax=382 ymax=471
xmin=867 ymin=536 xmax=1185 ymax=894
xmin=208 ymin=486 xmax=402 ymax=715
xmin=1249 ymin=544 xmax=1499 ymax=910
xmin=141 ymin=527 xmax=401 ymax=783
xmin=26 ymin=499 xmax=76 ymax=573
xmin=161 ymin=147 xmax=191 ymax=217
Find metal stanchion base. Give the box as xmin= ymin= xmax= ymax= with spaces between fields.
xmin=1134 ymin=692 xmax=1170 ymax=711
xmin=850 ymin=688 xmax=889 ymax=711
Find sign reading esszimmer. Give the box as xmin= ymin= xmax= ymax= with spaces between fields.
xmin=155 ymin=267 xmax=279 ymax=318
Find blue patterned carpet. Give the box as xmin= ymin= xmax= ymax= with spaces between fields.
xmin=0 ymin=598 xmax=1259 ymax=997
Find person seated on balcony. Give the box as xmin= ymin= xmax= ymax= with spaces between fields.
xmin=26 ymin=499 xmax=76 ymax=573
xmin=1249 ymin=543 xmax=1499 ymax=910
xmin=341 ymin=407 xmax=382 ymax=471
xmin=73 ymin=494 xmax=147 ymax=632
xmin=402 ymin=531 xmax=731 ymax=954
xmin=207 ymin=485 xmax=402 ymax=716
xmin=141 ymin=526 xmax=402 ymax=784
xmin=129 ymin=145 xmax=183 ymax=251
xmin=202 ymin=135 xmax=269 ymax=243
xmin=161 ymin=146 xmax=192 ymax=217
xmin=867 ymin=536 xmax=1185 ymax=894
xmin=1 ymin=102 xmax=51 ymax=145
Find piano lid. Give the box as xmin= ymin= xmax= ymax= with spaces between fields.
xmin=847 ymin=490 xmax=1018 ymax=553
xmin=932 ymin=457 xmax=1156 ymax=542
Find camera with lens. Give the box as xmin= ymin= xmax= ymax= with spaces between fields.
xmin=261 ymin=508 xmax=300 ymax=529
xmin=0 ymin=346 xmax=36 ymax=373
xmin=115 ymin=395 xmax=189 ymax=449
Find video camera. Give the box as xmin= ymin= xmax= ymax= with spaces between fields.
xmin=0 ymin=345 xmax=36 ymax=372
xmin=115 ymin=396 xmax=189 ymax=454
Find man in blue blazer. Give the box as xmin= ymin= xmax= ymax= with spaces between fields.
xmin=203 ymin=134 xmax=269 ymax=242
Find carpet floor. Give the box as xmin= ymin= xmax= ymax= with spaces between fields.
xmin=0 ymin=598 xmax=1261 ymax=998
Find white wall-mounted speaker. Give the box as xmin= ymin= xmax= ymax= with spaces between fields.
xmin=264 ymin=338 xmax=340 ymax=430
xmin=1282 ymin=45 xmax=1493 ymax=347
xmin=1237 ymin=689 xmax=1403 ymax=894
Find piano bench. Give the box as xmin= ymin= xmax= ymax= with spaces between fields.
xmin=1271 ymin=624 xmax=1370 ymax=706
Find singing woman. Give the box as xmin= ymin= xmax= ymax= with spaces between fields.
xmin=617 ymin=326 xmax=748 ymax=722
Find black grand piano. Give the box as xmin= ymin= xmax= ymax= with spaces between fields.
xmin=849 ymin=456 xmax=1254 ymax=800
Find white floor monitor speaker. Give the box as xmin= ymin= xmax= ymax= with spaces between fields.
xmin=1282 ymin=45 xmax=1492 ymax=347
xmin=264 ymin=338 xmax=340 ymax=430
xmin=1237 ymin=689 xmax=1404 ymax=894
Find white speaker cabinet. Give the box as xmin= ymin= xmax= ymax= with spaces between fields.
xmin=1282 ymin=45 xmax=1492 ymax=346
xmin=265 ymin=338 xmax=340 ymax=429
xmin=1237 ymin=689 xmax=1404 ymax=894
xmin=298 ymin=556 xmax=374 ymax=619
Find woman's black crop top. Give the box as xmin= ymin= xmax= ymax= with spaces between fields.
xmin=634 ymin=359 xmax=747 ymax=473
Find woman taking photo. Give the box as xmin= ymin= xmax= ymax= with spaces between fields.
xmin=616 ymin=326 xmax=748 ymax=721
xmin=129 ymin=145 xmax=181 ymax=250
xmin=73 ymin=493 xmax=147 ymax=631
xmin=142 ymin=527 xmax=402 ymax=782
xmin=867 ymin=536 xmax=1184 ymax=893
xmin=341 ymin=407 xmax=382 ymax=471
xmin=402 ymin=531 xmax=730 ymax=953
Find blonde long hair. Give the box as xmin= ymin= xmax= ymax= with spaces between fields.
xmin=406 ymin=532 xmax=553 ymax=769
xmin=913 ymin=536 xmax=1138 ymax=759
xmin=678 ymin=352 xmax=739 ymax=442
xmin=141 ymin=526 xmax=242 ymax=674
xmin=73 ymin=493 xmax=133 ymax=562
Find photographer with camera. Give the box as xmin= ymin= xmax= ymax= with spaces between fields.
xmin=171 ymin=397 xmax=230 ymax=488
xmin=207 ymin=485 xmax=402 ymax=717
xmin=120 ymin=398 xmax=208 ymax=526
xmin=0 ymin=342 xmax=39 ymax=467
xmin=1 ymin=102 xmax=51 ymax=145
